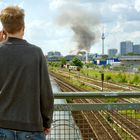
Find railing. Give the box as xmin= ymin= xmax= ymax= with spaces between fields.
xmin=47 ymin=92 xmax=140 ymax=140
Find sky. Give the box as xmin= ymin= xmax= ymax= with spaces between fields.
xmin=0 ymin=0 xmax=140 ymax=56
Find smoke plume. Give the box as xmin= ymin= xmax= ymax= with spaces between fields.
xmin=57 ymin=4 xmax=100 ymax=53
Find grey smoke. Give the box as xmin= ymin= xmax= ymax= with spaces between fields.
xmin=57 ymin=4 xmax=100 ymax=52
xmin=72 ymin=25 xmax=96 ymax=51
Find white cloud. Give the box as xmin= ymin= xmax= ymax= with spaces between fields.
xmin=18 ymin=1 xmax=25 ymax=8
xmin=0 ymin=1 xmax=8 ymax=9
xmin=49 ymin=0 xmax=79 ymax=10
xmin=2 ymin=0 xmax=139 ymax=55
xmin=135 ymin=0 xmax=140 ymax=12
xmin=47 ymin=0 xmax=140 ymax=55
xmin=111 ymin=3 xmax=129 ymax=12
xmin=24 ymin=18 xmax=75 ymax=55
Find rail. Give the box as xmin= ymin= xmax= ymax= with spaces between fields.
xmin=54 ymin=92 xmax=140 ymax=99
xmin=47 ymin=92 xmax=140 ymax=140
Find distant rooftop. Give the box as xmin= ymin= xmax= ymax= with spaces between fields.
xmin=120 ymin=56 xmax=140 ymax=60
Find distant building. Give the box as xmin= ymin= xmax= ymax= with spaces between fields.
xmin=65 ymin=55 xmax=76 ymax=61
xmin=77 ymin=51 xmax=94 ymax=61
xmin=48 ymin=51 xmax=61 ymax=57
xmin=133 ymin=45 xmax=140 ymax=55
xmin=120 ymin=41 xmax=133 ymax=56
xmin=48 ymin=51 xmax=54 ymax=57
xmin=48 ymin=56 xmax=62 ymax=61
xmin=108 ymin=49 xmax=117 ymax=58
xmin=119 ymin=56 xmax=140 ymax=66
xmin=54 ymin=51 xmax=61 ymax=57
xmin=47 ymin=51 xmax=62 ymax=62
xmin=93 ymin=58 xmax=120 ymax=66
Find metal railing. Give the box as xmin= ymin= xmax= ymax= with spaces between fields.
xmin=47 ymin=92 xmax=140 ymax=140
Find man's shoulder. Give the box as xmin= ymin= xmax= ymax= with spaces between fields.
xmin=0 ymin=41 xmax=7 ymax=49
xmin=26 ymin=42 xmax=42 ymax=54
xmin=27 ymin=42 xmax=41 ymax=51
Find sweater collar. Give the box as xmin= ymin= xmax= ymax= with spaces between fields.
xmin=6 ymin=37 xmax=27 ymax=44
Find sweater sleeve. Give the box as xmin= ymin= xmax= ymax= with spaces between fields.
xmin=40 ymin=50 xmax=54 ymax=128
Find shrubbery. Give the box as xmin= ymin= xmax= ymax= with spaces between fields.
xmin=116 ymin=73 xmax=127 ymax=83
xmin=105 ymin=74 xmax=112 ymax=81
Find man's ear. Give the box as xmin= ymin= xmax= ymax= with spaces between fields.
xmin=21 ymin=26 xmax=25 ymax=36
xmin=20 ymin=26 xmax=24 ymax=32
xmin=22 ymin=26 xmax=25 ymax=32
xmin=0 ymin=30 xmax=7 ymax=42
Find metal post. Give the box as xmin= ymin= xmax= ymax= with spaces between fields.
xmin=101 ymin=73 xmax=104 ymax=91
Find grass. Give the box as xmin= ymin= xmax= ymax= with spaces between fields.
xmin=77 ymin=68 xmax=140 ymax=86
xmin=49 ymin=66 xmax=140 ymax=91
xmin=119 ymin=110 xmax=140 ymax=119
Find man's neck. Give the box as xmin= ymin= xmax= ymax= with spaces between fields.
xmin=8 ymin=34 xmax=23 ymax=39
xmin=8 ymin=32 xmax=23 ymax=39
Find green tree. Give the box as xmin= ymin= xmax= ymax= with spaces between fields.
xmin=138 ymin=66 xmax=140 ymax=72
xmin=60 ymin=57 xmax=67 ymax=67
xmin=71 ymin=57 xmax=83 ymax=68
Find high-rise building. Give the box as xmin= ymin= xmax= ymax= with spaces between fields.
xmin=108 ymin=49 xmax=117 ymax=58
xmin=48 ymin=51 xmax=61 ymax=57
xmin=48 ymin=51 xmax=54 ymax=57
xmin=120 ymin=41 xmax=133 ymax=56
xmin=47 ymin=51 xmax=62 ymax=61
xmin=54 ymin=51 xmax=61 ymax=57
xmin=133 ymin=45 xmax=140 ymax=55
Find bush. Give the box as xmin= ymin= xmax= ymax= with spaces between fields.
xmin=71 ymin=57 xmax=83 ymax=68
xmin=131 ymin=74 xmax=140 ymax=85
xmin=116 ymin=73 xmax=127 ymax=83
xmin=105 ymin=74 xmax=112 ymax=81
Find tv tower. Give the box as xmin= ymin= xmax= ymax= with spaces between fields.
xmin=102 ymin=32 xmax=105 ymax=55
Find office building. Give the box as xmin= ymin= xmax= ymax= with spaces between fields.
xmin=120 ymin=41 xmax=133 ymax=56
xmin=47 ymin=51 xmax=62 ymax=61
xmin=48 ymin=51 xmax=61 ymax=57
xmin=108 ymin=49 xmax=117 ymax=58
xmin=133 ymin=45 xmax=140 ymax=55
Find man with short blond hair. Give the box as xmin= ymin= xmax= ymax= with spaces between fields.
xmin=0 ymin=6 xmax=54 ymax=140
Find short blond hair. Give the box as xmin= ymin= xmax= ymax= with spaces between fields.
xmin=0 ymin=6 xmax=24 ymax=34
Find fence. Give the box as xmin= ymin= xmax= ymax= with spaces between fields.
xmin=47 ymin=92 xmax=140 ymax=140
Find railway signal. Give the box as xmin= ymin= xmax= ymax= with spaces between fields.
xmin=101 ymin=73 xmax=104 ymax=91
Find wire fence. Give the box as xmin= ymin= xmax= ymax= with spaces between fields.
xmin=46 ymin=92 xmax=140 ymax=140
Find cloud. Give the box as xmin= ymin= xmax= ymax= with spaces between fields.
xmin=49 ymin=0 xmax=79 ymax=10
xmin=111 ymin=3 xmax=130 ymax=12
xmin=135 ymin=0 xmax=140 ymax=12
xmin=47 ymin=0 xmax=140 ymax=55
xmin=0 ymin=1 xmax=8 ymax=9
xmin=18 ymin=1 xmax=25 ymax=8
xmin=26 ymin=19 xmax=66 ymax=41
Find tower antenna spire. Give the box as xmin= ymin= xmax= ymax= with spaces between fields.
xmin=102 ymin=26 xmax=105 ymax=55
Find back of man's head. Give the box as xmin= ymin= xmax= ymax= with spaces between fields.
xmin=0 ymin=6 xmax=24 ymax=34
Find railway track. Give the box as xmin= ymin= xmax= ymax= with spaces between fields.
xmin=50 ymin=69 xmax=140 ymax=91
xmin=69 ymin=70 xmax=140 ymax=91
xmin=54 ymin=76 xmax=121 ymax=140
xmin=88 ymin=99 xmax=140 ymax=140
xmin=75 ymin=99 xmax=122 ymax=140
xmin=52 ymin=75 xmax=140 ymax=140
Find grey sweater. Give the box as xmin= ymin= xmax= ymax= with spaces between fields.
xmin=0 ymin=37 xmax=54 ymax=131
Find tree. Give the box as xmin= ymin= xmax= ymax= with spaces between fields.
xmin=60 ymin=57 xmax=66 ymax=67
xmin=138 ymin=66 xmax=140 ymax=72
xmin=71 ymin=57 xmax=83 ymax=68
